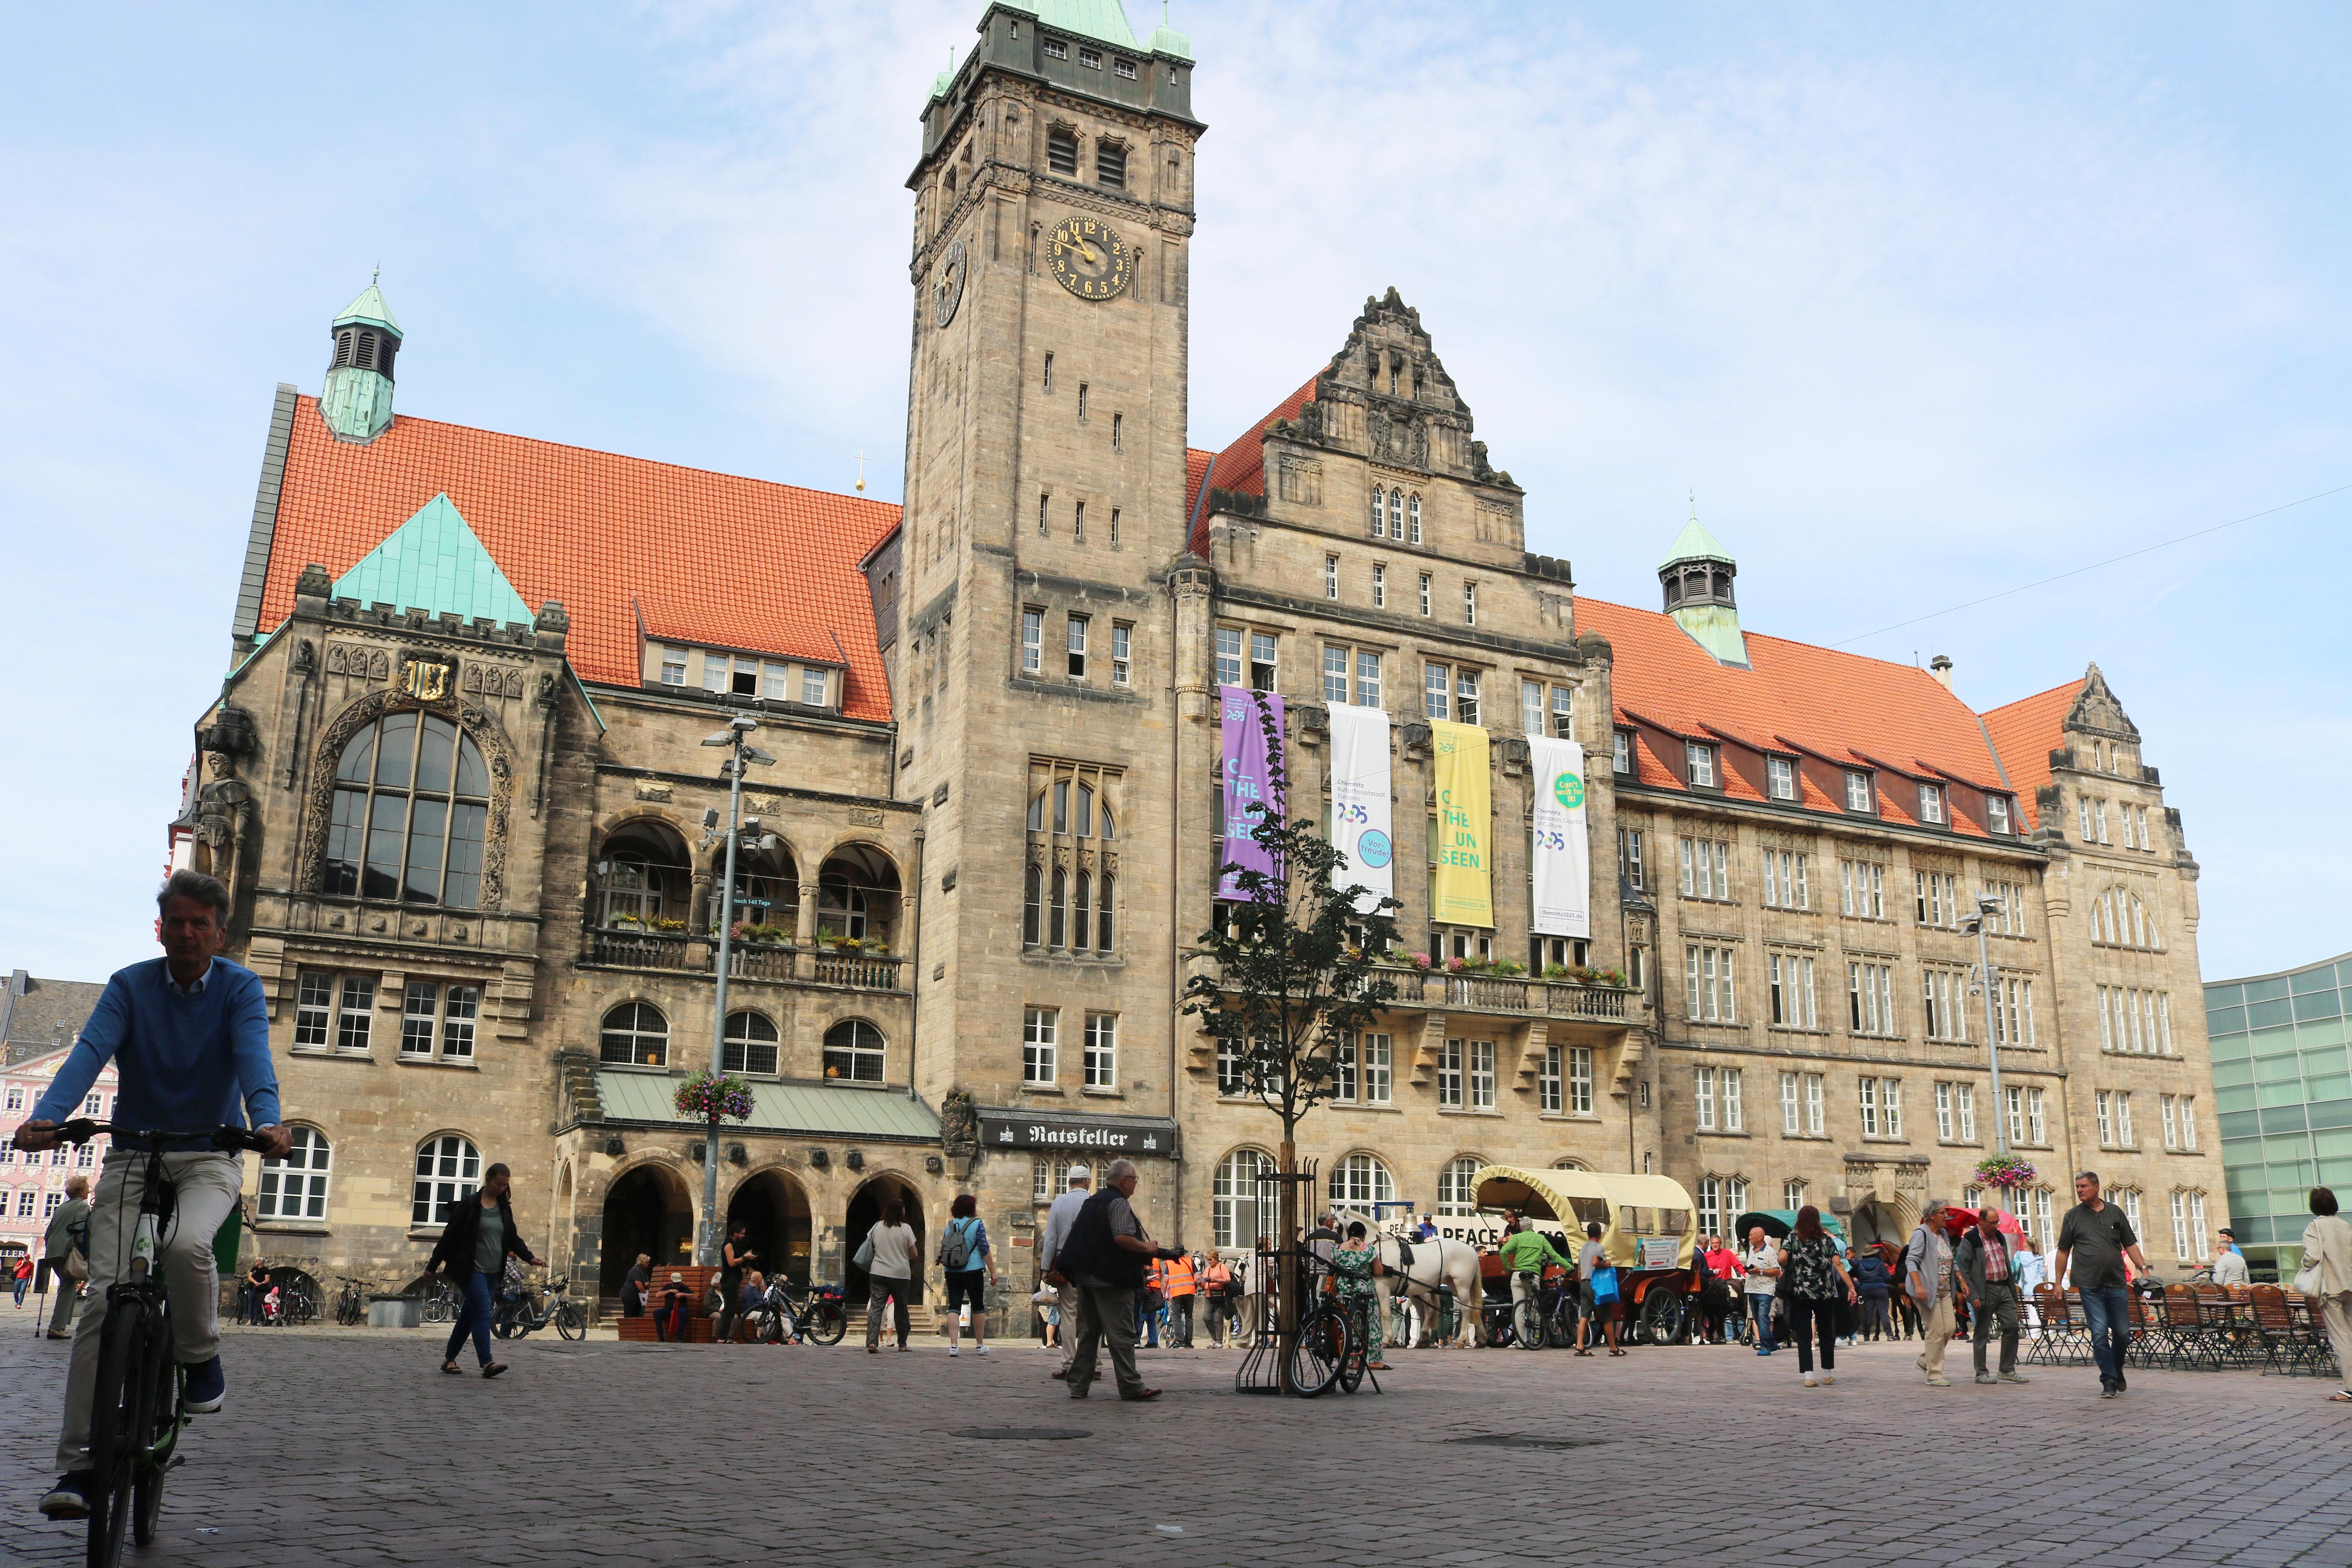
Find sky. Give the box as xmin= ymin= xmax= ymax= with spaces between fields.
xmin=1 ymin=2 xmax=2345 ymax=984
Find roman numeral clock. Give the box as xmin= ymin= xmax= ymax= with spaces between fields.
xmin=1047 ymin=216 xmax=1132 ymax=301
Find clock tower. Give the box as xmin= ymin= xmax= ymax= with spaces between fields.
xmin=895 ymin=4 xmax=1205 ymax=1161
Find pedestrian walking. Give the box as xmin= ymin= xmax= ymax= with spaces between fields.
xmin=1740 ymin=1224 xmax=1782 ymax=1356
xmin=1199 ymin=1252 xmax=1236 ymax=1347
xmin=1955 ymin=1207 xmax=2031 ymax=1385
xmin=12 ymin=1254 xmax=31 ymax=1308
xmin=239 ymin=1261 xmax=269 ymax=1326
xmin=424 ymin=1161 xmax=538 ymax=1378
xmin=38 ymin=1176 xmax=91 ymax=1340
xmin=2013 ymin=1237 xmax=2049 ymax=1328
xmin=1037 ymin=1166 xmax=1093 ymax=1379
xmin=1780 ymin=1206 xmax=1855 ymax=1387
xmin=1047 ymin=1157 xmax=1182 ymax=1401
xmin=1160 ymin=1248 xmax=1198 ymax=1347
xmin=2053 ymin=1171 xmax=2154 ymax=1399
xmin=2295 ymin=1187 xmax=2352 ymax=1403
xmin=1904 ymin=1198 xmax=1960 ymax=1387
xmin=714 ymin=1223 xmax=758 ymax=1344
xmin=860 ymin=1199 xmax=918 ymax=1353
xmin=1575 ymin=1221 xmax=1626 ymax=1356
xmin=1852 ymin=1247 xmax=1893 ymax=1341
xmin=938 ymin=1192 xmax=997 ymax=1357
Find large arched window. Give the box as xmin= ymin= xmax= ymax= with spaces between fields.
xmin=1327 ymin=1152 xmax=1396 ymax=1213
xmin=1213 ymin=1148 xmax=1276 ymax=1249
xmin=326 ymin=712 xmax=490 ymax=906
xmin=1024 ymin=864 xmax=1043 ymax=946
xmin=257 ymin=1127 xmax=331 ymax=1221
xmin=1436 ymin=1156 xmax=1483 ymax=1217
xmin=601 ymin=1002 xmax=669 ymax=1067
xmin=1027 ymin=780 xmax=1116 ymax=839
xmin=2094 ymin=887 xmax=2160 ymax=950
xmin=824 ymin=1019 xmax=886 ymax=1083
xmin=412 ymin=1134 xmax=480 ymax=1225
xmin=723 ymin=1011 xmax=779 ymax=1076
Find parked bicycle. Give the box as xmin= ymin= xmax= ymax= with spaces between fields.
xmin=494 ymin=1276 xmax=586 ymax=1341
xmin=773 ymin=1279 xmax=848 ymax=1345
xmin=421 ymin=1278 xmax=461 ymax=1325
xmin=48 ymin=1120 xmax=269 ymax=1567
xmin=332 ymin=1276 xmax=368 ymax=1328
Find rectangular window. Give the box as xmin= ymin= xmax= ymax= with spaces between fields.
xmin=701 ymin=652 xmax=728 ymax=693
xmin=1539 ymin=1045 xmax=1561 ymax=1114
xmin=1684 ymin=944 xmax=1737 ymax=1024
xmin=1613 ymin=731 xmax=1631 ymax=774
xmin=1521 ymin=678 xmax=1545 ymax=738
xmin=1249 ymin=631 xmax=1278 ymax=691
xmin=1839 ymin=859 xmax=1885 ymax=919
xmin=1994 ymin=976 xmax=2036 ymax=1047
xmin=2161 ymin=1094 xmax=2179 ymax=1150
xmin=1110 ymin=622 xmax=1131 ymax=687
xmin=1935 ymin=1082 xmax=1954 ymax=1141
xmin=1418 ymin=573 xmax=1432 ymax=617
xmin=1953 ymin=1083 xmax=1976 ymax=1141
xmin=1214 ymin=626 xmax=1241 ymax=688
xmin=1617 ymin=828 xmax=1645 ymax=890
xmin=1915 ymin=870 xmax=1958 ymax=927
xmin=1859 ymin=1076 xmax=1880 ymax=1137
xmin=1110 ymin=410 xmax=1122 ymax=450
xmin=1078 ymin=45 xmax=1101 ymax=68
xmin=2178 ymin=1095 xmax=2196 ymax=1150
xmin=1884 ymin=1078 xmax=1902 ymax=1138
xmin=1687 ymin=742 xmax=1716 ymax=788
xmin=441 ymin=985 xmax=477 ymax=1060
xmin=1780 ymin=1072 xmax=1800 ymax=1134
xmin=1804 ymin=1073 xmax=1825 ymax=1136
xmin=1767 ymin=953 xmax=1817 ymax=1029
xmin=1463 ymin=580 xmax=1478 ymax=625
xmin=1044 ymin=37 xmax=1068 ymax=60
xmin=1039 ymin=492 xmax=1051 ymax=536
xmin=1424 ymin=662 xmax=1449 ymax=722
xmin=1438 ymin=1039 xmax=1463 ymax=1109
xmin=2095 ymin=799 xmax=2110 ymax=843
xmin=1022 ymin=610 xmax=1043 ymax=673
xmin=1455 ymin=669 xmax=1481 ymax=725
xmin=402 ymin=981 xmax=437 ymax=1057
xmin=2096 ymin=1090 xmax=2113 ymax=1146
xmin=335 ymin=975 xmax=374 ymax=1053
xmin=1550 ymin=684 xmax=1572 ymax=739
xmin=1325 ymin=646 xmax=1350 ymax=705
xmin=1987 ymin=795 xmax=2012 ymax=835
xmin=294 ymin=971 xmax=334 ymax=1048
xmin=660 ymin=646 xmax=688 ymax=686
xmin=1695 ymin=1066 xmax=1717 ymax=1131
xmin=801 ymin=666 xmax=830 ymax=706
xmin=2116 ymin=1091 xmax=2133 ymax=1146
xmin=1022 ymin=1007 xmax=1058 ymax=1085
xmin=1325 ymin=555 xmax=1339 ymax=600
xmin=1073 ymin=500 xmax=1085 ymax=541
xmin=1216 ymin=1037 xmax=1245 ymax=1097
xmin=1371 ymin=564 xmax=1387 ymax=608
xmin=1846 ymin=962 xmax=1894 ymax=1036
xmin=1918 ymin=783 xmax=1945 ymax=824
xmin=1845 ymin=771 xmax=1874 ymax=813
xmin=1083 ymin=1013 xmax=1116 ymax=1089
xmin=2079 ymin=796 xmax=2093 ymax=841
xmin=1568 ymin=1047 xmax=1593 ymax=1114
xmin=1722 ymin=1068 xmax=1743 ymax=1131
xmin=1761 ymin=849 xmax=1809 ymax=910
xmin=1767 ymin=756 xmax=1796 ymax=800
xmin=1677 ymin=837 xmax=1731 ymax=900
xmin=1355 ymin=650 xmax=1381 ymax=709
xmin=1468 ymin=1038 xmax=1496 ymax=1110
xmin=1361 ymin=1032 xmax=1392 ymax=1105
xmin=1109 ymin=508 xmax=1120 ymax=549
xmin=1066 ymin=615 xmax=1088 ymax=679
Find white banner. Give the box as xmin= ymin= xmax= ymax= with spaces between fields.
xmin=1326 ymin=702 xmax=1394 ymax=916
xmin=1529 ymin=736 xmax=1591 ymax=938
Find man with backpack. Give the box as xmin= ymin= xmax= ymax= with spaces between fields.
xmin=939 ymin=1193 xmax=997 ymax=1357
xmin=1044 ymin=1158 xmax=1183 ymax=1401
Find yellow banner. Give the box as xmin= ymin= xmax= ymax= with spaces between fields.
xmin=1430 ymin=720 xmax=1492 ymax=927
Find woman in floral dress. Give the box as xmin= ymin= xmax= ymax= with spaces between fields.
xmin=1778 ymin=1205 xmax=1857 ymax=1387
xmin=1331 ymin=1221 xmax=1390 ymax=1371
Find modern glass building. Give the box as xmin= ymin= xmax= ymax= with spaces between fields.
xmin=2205 ymin=949 xmax=2352 ymax=1279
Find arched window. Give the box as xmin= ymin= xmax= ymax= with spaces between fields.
xmin=824 ymin=1019 xmax=886 ymax=1083
xmin=1408 ymin=494 xmax=1422 ymax=544
xmin=1436 ymin=1156 xmax=1482 ymax=1217
xmin=326 ymin=712 xmax=490 ymax=906
xmin=1072 ymin=871 xmax=1093 ymax=950
xmin=817 ymin=872 xmax=868 ymax=940
xmin=1213 ymin=1148 xmax=1276 ymax=1249
xmin=1328 ymin=1152 xmax=1396 ymax=1212
xmin=1387 ymin=489 xmax=1403 ymax=539
xmin=1370 ymin=486 xmax=1385 ymax=538
xmin=412 ymin=1134 xmax=480 ymax=1225
xmin=257 ymin=1127 xmax=331 ymax=1221
xmin=600 ymin=1002 xmax=669 ymax=1067
xmin=723 ymin=1011 xmax=779 ymax=1076
xmin=1024 ymin=864 xmax=1043 ymax=946
xmin=1049 ymin=867 xmax=1068 ymax=947
xmin=1097 ymin=873 xmax=1116 ymax=951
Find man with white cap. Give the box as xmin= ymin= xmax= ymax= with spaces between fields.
xmin=1037 ymin=1165 xmax=1093 ymax=1380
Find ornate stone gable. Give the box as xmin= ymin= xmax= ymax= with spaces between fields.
xmin=2064 ymin=662 xmax=2140 ymax=741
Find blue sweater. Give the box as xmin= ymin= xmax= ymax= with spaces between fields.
xmin=32 ymin=957 xmax=281 ymax=1135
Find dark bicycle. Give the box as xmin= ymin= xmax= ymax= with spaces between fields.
xmin=333 ymin=1275 xmax=368 ymax=1328
xmin=53 ymin=1118 xmax=269 ymax=1568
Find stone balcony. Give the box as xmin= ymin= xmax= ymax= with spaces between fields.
xmin=579 ymin=927 xmax=909 ymax=993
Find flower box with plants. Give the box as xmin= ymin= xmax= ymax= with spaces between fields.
xmin=728 ymin=922 xmax=792 ymax=946
xmin=1973 ymin=1153 xmax=2037 ymax=1190
xmin=675 ymin=1071 xmax=756 ymax=1123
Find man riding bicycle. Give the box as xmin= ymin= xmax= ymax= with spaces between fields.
xmin=18 ymin=870 xmax=289 ymax=1521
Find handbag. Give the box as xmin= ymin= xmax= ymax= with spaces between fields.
xmin=1590 ymin=1265 xmax=1619 ymax=1306
xmin=63 ymin=1250 xmax=89 ymax=1284
xmin=2291 ymin=1259 xmax=2323 ymax=1296
xmin=851 ymin=1232 xmax=875 ymax=1272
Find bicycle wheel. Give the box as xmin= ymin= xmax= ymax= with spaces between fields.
xmin=1513 ymin=1298 xmax=1547 ymax=1351
xmin=86 ymin=1296 xmax=153 ymax=1568
xmin=131 ymin=1307 xmax=178 ymax=1548
xmin=555 ymin=1303 xmax=586 ymax=1342
xmin=806 ymin=1302 xmax=847 ymax=1346
xmin=1287 ymin=1306 xmax=1345 ymax=1397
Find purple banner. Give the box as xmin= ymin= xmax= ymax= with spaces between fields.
xmin=1218 ymin=684 xmax=1285 ymax=900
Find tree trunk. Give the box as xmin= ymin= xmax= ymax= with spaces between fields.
xmin=1277 ymin=1135 xmax=1299 ymax=1394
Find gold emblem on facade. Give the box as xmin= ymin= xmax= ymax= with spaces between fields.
xmin=402 ymin=657 xmax=452 ymax=701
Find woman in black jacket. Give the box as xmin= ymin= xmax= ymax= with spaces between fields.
xmin=425 ymin=1163 xmax=539 ymax=1377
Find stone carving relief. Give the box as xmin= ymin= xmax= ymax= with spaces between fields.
xmin=940 ymin=1089 xmax=978 ymax=1159
xmin=1365 ymin=406 xmax=1429 ymax=469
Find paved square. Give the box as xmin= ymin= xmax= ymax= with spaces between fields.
xmin=2 ymin=1310 xmax=2348 ymax=1567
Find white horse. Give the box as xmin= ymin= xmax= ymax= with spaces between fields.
xmin=1330 ymin=1210 xmax=1485 ymax=1348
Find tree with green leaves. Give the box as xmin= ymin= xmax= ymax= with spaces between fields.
xmin=1181 ymin=689 xmax=1401 ymax=1377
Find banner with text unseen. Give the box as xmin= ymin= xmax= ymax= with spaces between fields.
xmin=1429 ymin=720 xmax=1493 ymax=927
xmin=1326 ymin=702 xmax=1393 ymax=916
xmin=1218 ymin=685 xmax=1285 ymax=900
xmin=1529 ymin=735 xmax=1592 ymax=938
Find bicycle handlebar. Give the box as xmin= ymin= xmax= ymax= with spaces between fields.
xmin=54 ymin=1119 xmax=272 ymax=1154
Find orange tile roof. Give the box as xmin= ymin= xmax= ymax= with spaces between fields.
xmin=1579 ymin=597 xmax=2022 ymax=838
xmin=1981 ymin=679 xmax=2083 ymax=831
xmin=1183 ymin=446 xmax=1215 ymax=546
xmin=254 ymin=401 xmax=903 ymax=721
xmin=1188 ymin=377 xmax=1318 ymax=554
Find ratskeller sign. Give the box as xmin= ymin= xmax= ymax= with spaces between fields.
xmin=975 ymin=1108 xmax=1179 ymax=1158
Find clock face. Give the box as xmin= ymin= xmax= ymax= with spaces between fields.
xmin=1046 ymin=216 xmax=1132 ymax=301
xmin=933 ymin=239 xmax=966 ymax=329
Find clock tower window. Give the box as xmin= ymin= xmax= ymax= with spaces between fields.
xmin=1039 ymin=492 xmax=1051 ymax=536
xmin=1097 ymin=141 xmax=1127 ymax=189
xmin=1074 ymin=501 xmax=1086 ymax=543
xmin=1048 ymin=125 xmax=1080 ymax=177
xmin=1111 ymin=412 xmax=1122 ymax=452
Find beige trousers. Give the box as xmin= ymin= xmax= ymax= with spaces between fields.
xmin=2320 ymin=1293 xmax=2352 ymax=1389
xmin=1918 ymin=1292 xmax=1956 ymax=1378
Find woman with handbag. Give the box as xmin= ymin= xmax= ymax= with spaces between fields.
xmin=860 ymin=1200 xmax=918 ymax=1353
xmin=1779 ymin=1205 xmax=1857 ymax=1388
xmin=2296 ymin=1186 xmax=2352 ymax=1402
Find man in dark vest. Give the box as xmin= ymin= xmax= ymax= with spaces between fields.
xmin=1046 ymin=1157 xmax=1182 ymax=1401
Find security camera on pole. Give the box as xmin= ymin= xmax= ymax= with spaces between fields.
xmin=695 ymin=715 xmax=778 ymax=1267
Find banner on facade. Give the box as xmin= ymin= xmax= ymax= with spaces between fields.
xmin=1218 ymin=685 xmax=1285 ymax=900
xmin=1429 ymin=720 xmax=1492 ymax=927
xmin=1528 ymin=735 xmax=1591 ymax=938
xmin=1326 ymin=701 xmax=1393 ymax=915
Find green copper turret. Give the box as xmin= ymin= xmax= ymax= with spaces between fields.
xmin=320 ymin=278 xmax=403 ymax=443
xmin=1659 ymin=498 xmax=1748 ymax=668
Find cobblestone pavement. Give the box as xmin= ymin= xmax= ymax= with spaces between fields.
xmin=2 ymin=1304 xmax=2349 ymax=1568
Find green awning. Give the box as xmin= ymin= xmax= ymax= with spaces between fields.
xmin=593 ymin=1069 xmax=940 ymax=1142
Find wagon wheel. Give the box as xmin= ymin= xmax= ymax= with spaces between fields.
xmin=1639 ymin=1287 xmax=1686 ymax=1345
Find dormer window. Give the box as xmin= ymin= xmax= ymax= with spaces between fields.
xmin=1987 ymin=795 xmax=2013 ymax=836
xmin=1078 ymin=47 xmax=1102 ymax=69
xmin=1044 ymin=36 xmax=1068 ymax=59
xmin=1114 ymin=57 xmax=1137 ymax=79
xmin=1845 ymin=770 xmax=1875 ymax=814
xmin=1918 ymin=783 xmax=1945 ymax=825
xmin=1687 ymin=742 xmax=1717 ymax=789
xmin=1766 ymin=756 xmax=1795 ymax=801
xmin=1614 ymin=731 xmax=1633 ymax=775
xmin=660 ymin=646 xmax=688 ymax=686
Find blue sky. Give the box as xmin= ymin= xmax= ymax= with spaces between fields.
xmin=1 ymin=2 xmax=2345 ymax=982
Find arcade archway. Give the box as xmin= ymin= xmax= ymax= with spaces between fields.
xmin=727 ymin=1169 xmax=813 ymax=1287
xmin=601 ymin=1163 xmax=695 ymax=1301
xmin=843 ymin=1172 xmax=925 ymax=1304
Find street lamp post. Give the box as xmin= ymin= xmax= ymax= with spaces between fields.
xmin=696 ymin=716 xmax=775 ymax=1267
xmin=1968 ymin=892 xmax=2009 ymax=1207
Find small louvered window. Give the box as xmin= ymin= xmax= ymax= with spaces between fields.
xmin=1047 ymin=125 xmax=1079 ymax=176
xmin=354 ymin=332 xmax=375 ymax=370
xmin=1097 ymin=142 xmax=1126 ymax=188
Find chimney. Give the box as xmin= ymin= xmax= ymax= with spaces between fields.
xmin=1929 ymin=654 xmax=1955 ymax=691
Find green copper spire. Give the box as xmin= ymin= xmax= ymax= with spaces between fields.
xmin=320 ymin=274 xmax=403 ymax=443
xmin=332 ymin=494 xmax=532 ymax=626
xmin=1660 ymin=494 xmax=1747 ymax=667
xmin=1149 ymin=0 xmax=1191 ymax=58
xmin=1031 ymin=0 xmax=1139 ymax=48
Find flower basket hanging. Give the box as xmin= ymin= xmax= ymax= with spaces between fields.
xmin=1973 ymin=1152 xmax=2037 ymax=1189
xmin=675 ymin=1071 xmax=756 ymax=1123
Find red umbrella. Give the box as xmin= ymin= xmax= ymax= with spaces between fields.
xmin=1942 ymin=1205 xmax=2025 ymax=1238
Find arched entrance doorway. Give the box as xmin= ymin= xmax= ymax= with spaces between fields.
xmin=1850 ymin=1198 xmax=1907 ymax=1248
xmin=601 ymin=1163 xmax=695 ymax=1302
xmin=727 ymin=1169 xmax=813 ymax=1287
xmin=843 ymin=1173 xmax=925 ymax=1304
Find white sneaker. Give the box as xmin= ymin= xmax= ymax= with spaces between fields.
xmin=974 ymin=1344 xmax=989 ymax=1356
xmin=1802 ymin=1374 xmax=1818 ymax=1387
xmin=947 ymin=1345 xmax=960 ymax=1356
